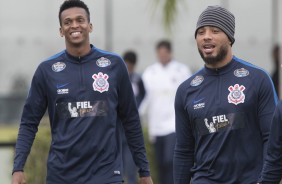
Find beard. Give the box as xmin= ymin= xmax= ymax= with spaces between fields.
xmin=198 ymin=43 xmax=228 ymax=65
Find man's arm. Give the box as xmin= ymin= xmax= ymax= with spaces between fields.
xmin=12 ymin=66 xmax=47 ymax=181
xmin=117 ymin=59 xmax=151 ymax=179
xmin=260 ymin=101 xmax=282 ymax=183
xmin=173 ymin=84 xmax=195 ymax=184
xmin=257 ymin=75 xmax=278 ymax=156
xmin=256 ymin=73 xmax=278 ymax=181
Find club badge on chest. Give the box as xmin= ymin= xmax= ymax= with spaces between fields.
xmin=228 ymin=84 xmax=246 ymax=105
xmin=92 ymin=72 xmax=109 ymax=93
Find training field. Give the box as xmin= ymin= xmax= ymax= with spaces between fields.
xmin=1 ymin=125 xmax=282 ymax=184
xmin=0 ymin=126 xmax=18 ymax=183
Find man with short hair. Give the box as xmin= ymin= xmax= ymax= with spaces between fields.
xmin=173 ymin=5 xmax=278 ymax=184
xmin=142 ymin=40 xmax=191 ymax=184
xmin=12 ymin=0 xmax=153 ymax=183
xmin=123 ymin=50 xmax=146 ymax=108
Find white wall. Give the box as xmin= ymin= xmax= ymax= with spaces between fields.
xmin=0 ymin=0 xmax=276 ymax=95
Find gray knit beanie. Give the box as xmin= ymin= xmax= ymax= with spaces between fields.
xmin=195 ymin=5 xmax=235 ymax=45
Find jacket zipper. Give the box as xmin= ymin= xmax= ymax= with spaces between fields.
xmin=78 ymin=56 xmax=84 ymax=91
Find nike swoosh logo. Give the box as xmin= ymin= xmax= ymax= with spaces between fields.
xmin=193 ymin=98 xmax=205 ymax=104
xmin=56 ymin=83 xmax=70 ymax=89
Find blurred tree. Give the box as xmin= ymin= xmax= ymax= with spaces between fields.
xmin=154 ymin=0 xmax=185 ymax=33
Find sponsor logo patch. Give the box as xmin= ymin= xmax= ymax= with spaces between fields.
xmin=92 ymin=72 xmax=109 ymax=93
xmin=56 ymin=83 xmax=69 ymax=94
xmin=68 ymin=101 xmax=92 ymax=117
xmin=195 ymin=112 xmax=246 ymax=135
xmin=57 ymin=88 xmax=69 ymax=95
xmin=190 ymin=75 xmax=204 ymax=86
xmin=52 ymin=62 xmax=66 ymax=72
xmin=234 ymin=68 xmax=249 ymax=77
xmin=204 ymin=115 xmax=229 ymax=133
xmin=114 ymin=170 xmax=121 ymax=175
xmin=194 ymin=103 xmax=205 ymax=110
xmin=96 ymin=57 xmax=111 ymax=67
xmin=228 ymin=84 xmax=246 ymax=105
xmin=193 ymin=97 xmax=205 ymax=109
xmin=55 ymin=101 xmax=108 ymax=119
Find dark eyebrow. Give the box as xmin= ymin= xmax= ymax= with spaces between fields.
xmin=76 ymin=15 xmax=85 ymax=19
xmin=63 ymin=15 xmax=86 ymax=21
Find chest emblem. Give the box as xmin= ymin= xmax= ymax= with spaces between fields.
xmin=96 ymin=57 xmax=111 ymax=67
xmin=52 ymin=62 xmax=66 ymax=72
xmin=92 ymin=72 xmax=109 ymax=93
xmin=228 ymin=84 xmax=246 ymax=105
xmin=234 ymin=68 xmax=249 ymax=77
xmin=190 ymin=75 xmax=204 ymax=86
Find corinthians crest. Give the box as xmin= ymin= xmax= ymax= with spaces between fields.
xmin=92 ymin=72 xmax=109 ymax=93
xmin=228 ymin=84 xmax=246 ymax=105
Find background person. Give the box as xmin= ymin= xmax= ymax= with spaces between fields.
xmin=141 ymin=40 xmax=192 ymax=184
xmin=124 ymin=50 xmax=146 ymax=108
xmin=271 ymin=44 xmax=280 ymax=98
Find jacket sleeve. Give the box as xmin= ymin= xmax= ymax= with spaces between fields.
xmin=173 ymin=84 xmax=194 ymax=184
xmin=13 ymin=65 xmax=47 ymax=173
xmin=260 ymin=101 xmax=282 ymax=183
xmin=258 ymin=74 xmax=278 ymax=154
xmin=117 ymin=59 xmax=150 ymax=177
xmin=257 ymin=73 xmax=278 ymax=180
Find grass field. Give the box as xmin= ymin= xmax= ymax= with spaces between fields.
xmin=0 ymin=125 xmax=19 ymax=183
xmin=0 ymin=125 xmax=18 ymax=142
xmin=1 ymin=124 xmax=281 ymax=184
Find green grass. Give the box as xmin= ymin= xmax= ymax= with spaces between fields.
xmin=142 ymin=126 xmax=158 ymax=184
xmin=4 ymin=122 xmax=280 ymax=184
xmin=25 ymin=121 xmax=50 ymax=184
xmin=1 ymin=119 xmax=157 ymax=184
xmin=0 ymin=126 xmax=18 ymax=142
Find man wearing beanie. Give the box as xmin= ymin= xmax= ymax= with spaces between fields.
xmin=173 ymin=5 xmax=278 ymax=184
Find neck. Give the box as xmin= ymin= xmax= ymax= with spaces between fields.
xmin=160 ymin=59 xmax=171 ymax=66
xmin=205 ymin=54 xmax=233 ymax=69
xmin=66 ymin=43 xmax=91 ymax=57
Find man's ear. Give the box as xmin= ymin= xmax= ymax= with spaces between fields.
xmin=59 ymin=27 xmax=64 ymax=37
xmin=89 ymin=23 xmax=93 ymax=33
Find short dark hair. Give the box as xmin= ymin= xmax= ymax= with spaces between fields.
xmin=59 ymin=0 xmax=90 ymax=26
xmin=123 ymin=51 xmax=137 ymax=65
xmin=156 ymin=40 xmax=172 ymax=52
